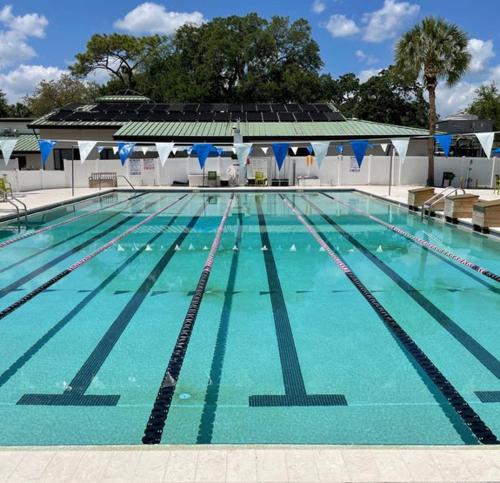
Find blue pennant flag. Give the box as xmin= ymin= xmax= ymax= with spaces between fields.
xmin=493 ymin=148 xmax=500 ymax=155
xmin=336 ymin=144 xmax=344 ymax=155
xmin=272 ymin=143 xmax=289 ymax=170
xmin=118 ymin=142 xmax=135 ymax=166
xmin=350 ymin=140 xmax=369 ymax=167
xmin=38 ymin=140 xmax=57 ymax=166
xmin=434 ymin=134 xmax=452 ymax=157
xmin=306 ymin=144 xmax=313 ymax=155
xmin=192 ymin=143 xmax=213 ymax=169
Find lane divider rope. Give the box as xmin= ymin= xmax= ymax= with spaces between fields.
xmin=321 ymin=192 xmax=500 ymax=283
xmin=0 ymin=194 xmax=189 ymax=321
xmin=0 ymin=192 xmax=145 ymax=249
xmin=142 ymin=193 xmax=235 ymax=445
xmin=280 ymin=193 xmax=498 ymax=445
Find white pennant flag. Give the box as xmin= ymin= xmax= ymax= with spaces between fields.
xmin=234 ymin=143 xmax=252 ymax=171
xmin=475 ymin=132 xmax=495 ymax=159
xmin=261 ymin=147 xmax=269 ymax=154
xmin=0 ymin=139 xmax=17 ymax=166
xmin=112 ymin=146 xmax=119 ymax=155
xmin=156 ymin=142 xmax=175 ymax=167
xmin=380 ymin=143 xmax=388 ymax=153
xmin=310 ymin=142 xmax=330 ymax=168
xmin=172 ymin=147 xmax=178 ymax=155
xmin=291 ymin=146 xmax=299 ymax=155
xmin=140 ymin=146 xmax=149 ymax=155
xmin=77 ymin=140 xmax=97 ymax=164
xmin=391 ymin=138 xmax=410 ymax=164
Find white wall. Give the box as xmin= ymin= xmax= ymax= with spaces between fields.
xmin=0 ymin=169 xmax=67 ymax=191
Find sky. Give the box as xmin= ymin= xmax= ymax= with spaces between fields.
xmin=1 ymin=0 xmax=499 ymax=116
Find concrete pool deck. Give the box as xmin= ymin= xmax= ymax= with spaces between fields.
xmin=1 ymin=446 xmax=500 ymax=482
xmin=1 ymin=186 xmax=499 ymax=482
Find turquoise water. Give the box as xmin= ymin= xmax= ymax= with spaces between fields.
xmin=0 ymin=190 xmax=498 ymax=446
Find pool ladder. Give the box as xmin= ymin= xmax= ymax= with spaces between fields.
xmin=117 ymin=175 xmax=136 ymax=191
xmin=421 ymin=187 xmax=465 ymax=221
xmin=3 ymin=195 xmax=28 ymax=232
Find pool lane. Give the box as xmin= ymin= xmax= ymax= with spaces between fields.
xmin=162 ymin=193 xmax=471 ymax=445
xmin=0 ymin=194 xmax=230 ymax=445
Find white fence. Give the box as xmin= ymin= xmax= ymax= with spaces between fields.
xmin=1 ymin=155 xmax=499 ymax=191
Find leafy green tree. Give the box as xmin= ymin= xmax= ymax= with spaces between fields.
xmin=0 ymin=90 xmax=10 ymax=117
xmin=467 ymin=83 xmax=500 ymax=131
xmin=70 ymin=34 xmax=163 ymax=88
xmin=24 ymin=74 xmax=100 ymax=117
xmin=8 ymin=102 xmax=32 ymax=118
xmin=395 ymin=17 xmax=471 ymax=185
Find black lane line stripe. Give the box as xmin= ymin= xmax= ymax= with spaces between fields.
xmin=197 ymin=198 xmax=243 ymax=444
xmin=142 ymin=194 xmax=235 ymax=445
xmin=282 ymin=194 xmax=498 ymax=445
xmin=0 ymin=195 xmax=161 ymax=302
xmin=303 ymin=195 xmax=500 ymax=386
xmin=321 ymin=192 xmax=500 ymax=286
xmin=249 ymin=196 xmax=346 ymax=408
xmin=0 ymin=196 xmax=193 ymax=391
xmin=0 ymin=192 xmax=145 ymax=249
xmin=0 ymin=194 xmax=147 ymax=276
xmin=0 ymin=195 xmax=188 ymax=321
xmin=18 ymin=203 xmax=205 ymax=406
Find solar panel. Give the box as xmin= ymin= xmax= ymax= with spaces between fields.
xmin=182 ymin=112 xmax=199 ymax=121
xmin=184 ymin=104 xmax=199 ymax=112
xmin=60 ymin=102 xmax=83 ymax=112
xmin=243 ymin=104 xmax=258 ymax=112
xmin=310 ymin=112 xmax=328 ymax=122
xmin=278 ymin=112 xmax=295 ymax=122
xmin=138 ymin=104 xmax=154 ymax=111
xmin=286 ymin=104 xmax=301 ymax=112
xmin=294 ymin=112 xmax=312 ymax=122
xmin=271 ymin=103 xmax=286 ymax=112
xmin=148 ymin=113 xmax=167 ymax=122
xmin=214 ymin=112 xmax=231 ymax=121
xmin=301 ymin=104 xmax=318 ymax=112
xmin=169 ymin=103 xmax=184 ymax=112
xmin=262 ymin=112 xmax=279 ymax=122
xmin=229 ymin=104 xmax=242 ymax=112
xmin=153 ymin=104 xmax=170 ymax=111
xmin=198 ymin=104 xmax=214 ymax=112
xmin=230 ymin=112 xmax=243 ymax=122
xmin=257 ymin=103 xmax=272 ymax=112
xmin=246 ymin=112 xmax=262 ymax=122
xmin=315 ymin=103 xmax=331 ymax=112
xmin=199 ymin=112 xmax=214 ymax=121
xmin=325 ymin=111 xmax=345 ymax=121
xmin=213 ymin=103 xmax=228 ymax=111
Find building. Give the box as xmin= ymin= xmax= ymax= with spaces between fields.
xmin=0 ymin=118 xmax=40 ymax=170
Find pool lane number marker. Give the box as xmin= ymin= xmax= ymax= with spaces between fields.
xmin=0 ymin=194 xmax=189 ymax=321
xmin=17 ymin=201 xmax=204 ymax=407
xmin=281 ymin=194 xmax=498 ymax=445
xmin=248 ymin=196 xmax=347 ymax=408
xmin=322 ymin=192 xmax=500 ymax=284
xmin=142 ymin=194 xmax=235 ymax=445
xmin=0 ymin=192 xmax=145 ymax=249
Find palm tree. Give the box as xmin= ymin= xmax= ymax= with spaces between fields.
xmin=395 ymin=17 xmax=471 ymax=185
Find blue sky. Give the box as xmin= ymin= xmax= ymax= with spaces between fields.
xmin=1 ymin=0 xmax=499 ymax=116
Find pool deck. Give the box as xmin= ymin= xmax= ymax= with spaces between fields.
xmin=1 ymin=186 xmax=500 ymax=482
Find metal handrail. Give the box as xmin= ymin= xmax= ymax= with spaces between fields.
xmin=1 ymin=194 xmax=22 ymax=233
xmin=421 ymin=187 xmax=465 ymax=220
xmin=117 ymin=175 xmax=136 ymax=191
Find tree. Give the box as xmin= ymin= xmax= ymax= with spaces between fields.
xmin=0 ymin=90 xmax=10 ymax=117
xmin=395 ymin=17 xmax=471 ymax=185
xmin=24 ymin=74 xmax=100 ymax=117
xmin=467 ymin=83 xmax=500 ymax=131
xmin=70 ymin=34 xmax=163 ymax=89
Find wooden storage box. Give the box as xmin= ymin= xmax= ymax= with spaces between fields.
xmin=472 ymin=200 xmax=500 ymax=233
xmin=444 ymin=194 xmax=480 ymax=223
xmin=408 ymin=187 xmax=434 ymax=210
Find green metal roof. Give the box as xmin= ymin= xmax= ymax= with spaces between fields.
xmin=113 ymin=119 xmax=429 ymax=141
xmin=96 ymin=95 xmax=151 ymax=103
xmin=0 ymin=134 xmax=40 ymax=153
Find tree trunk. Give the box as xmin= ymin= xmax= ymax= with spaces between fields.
xmin=427 ymin=82 xmax=437 ymax=186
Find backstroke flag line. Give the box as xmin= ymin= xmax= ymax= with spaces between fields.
xmin=391 ymin=138 xmax=410 ymax=164
xmin=234 ymin=143 xmax=253 ymax=172
xmin=118 ymin=142 xmax=136 ymax=166
xmin=350 ymin=140 xmax=369 ymax=168
xmin=272 ymin=143 xmax=289 ymax=170
xmin=310 ymin=142 xmax=329 ymax=168
xmin=78 ymin=141 xmax=97 ymax=164
xmin=156 ymin=142 xmax=175 ymax=167
xmin=475 ymin=132 xmax=495 ymax=159
xmin=192 ymin=143 xmax=213 ymax=169
xmin=434 ymin=134 xmax=452 ymax=157
xmin=0 ymin=139 xmax=17 ymax=166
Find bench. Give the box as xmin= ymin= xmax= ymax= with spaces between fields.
xmin=408 ymin=187 xmax=435 ymax=211
xmin=444 ymin=194 xmax=480 ymax=224
xmin=472 ymin=200 xmax=500 ymax=234
xmin=89 ymin=172 xmax=117 ymax=188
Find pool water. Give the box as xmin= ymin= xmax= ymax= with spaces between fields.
xmin=0 ymin=190 xmax=499 ymax=446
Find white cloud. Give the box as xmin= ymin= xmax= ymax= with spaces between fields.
xmin=312 ymin=0 xmax=326 ymax=14
xmin=0 ymin=64 xmax=66 ymax=102
xmin=363 ymin=0 xmax=420 ymax=43
xmin=355 ymin=49 xmax=378 ymax=64
xmin=114 ymin=2 xmax=205 ymax=35
xmin=467 ymin=38 xmax=495 ymax=72
xmin=325 ymin=14 xmax=360 ymax=38
xmin=436 ymin=81 xmax=479 ymax=117
xmin=359 ymin=68 xmax=383 ymax=83
xmin=0 ymin=5 xmax=48 ymax=68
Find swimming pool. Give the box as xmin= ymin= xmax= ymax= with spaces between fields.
xmin=0 ymin=190 xmax=499 ymax=446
